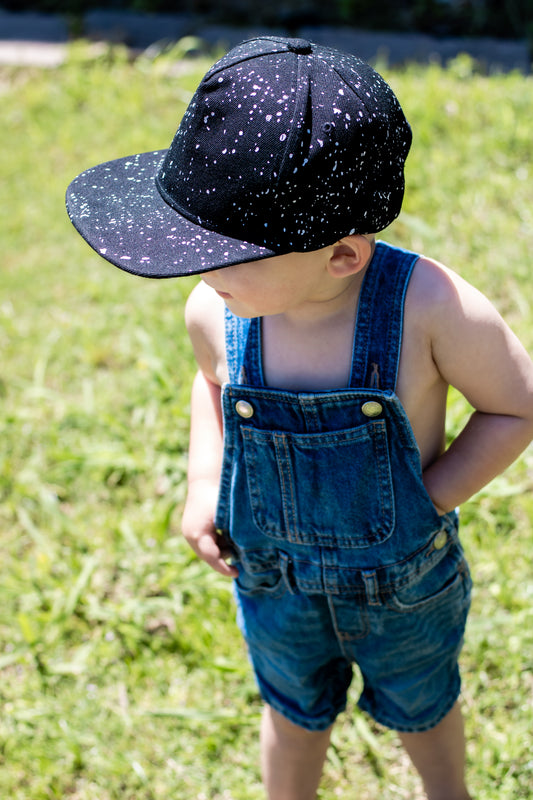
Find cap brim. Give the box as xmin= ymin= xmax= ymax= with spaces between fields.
xmin=65 ymin=151 xmax=276 ymax=278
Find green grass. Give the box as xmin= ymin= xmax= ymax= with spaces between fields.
xmin=1 ymin=43 xmax=532 ymax=799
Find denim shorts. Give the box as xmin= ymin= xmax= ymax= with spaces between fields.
xmin=234 ymin=525 xmax=472 ymax=733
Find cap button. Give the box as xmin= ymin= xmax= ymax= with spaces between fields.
xmin=286 ymin=39 xmax=313 ymax=55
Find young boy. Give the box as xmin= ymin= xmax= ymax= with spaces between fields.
xmin=66 ymin=36 xmax=533 ymax=800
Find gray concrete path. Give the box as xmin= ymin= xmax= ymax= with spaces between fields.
xmin=0 ymin=9 xmax=530 ymax=72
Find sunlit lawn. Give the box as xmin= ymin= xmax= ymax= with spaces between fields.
xmin=1 ymin=42 xmax=532 ymax=798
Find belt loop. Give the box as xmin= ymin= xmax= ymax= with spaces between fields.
xmin=279 ymin=552 xmax=297 ymax=595
xmin=362 ymin=570 xmax=381 ymax=606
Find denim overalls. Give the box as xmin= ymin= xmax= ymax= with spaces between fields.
xmin=214 ymin=241 xmax=472 ymax=733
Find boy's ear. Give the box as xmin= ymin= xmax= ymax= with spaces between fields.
xmin=327 ymin=235 xmax=373 ymax=278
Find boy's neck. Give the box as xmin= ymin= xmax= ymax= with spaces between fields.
xmin=274 ymin=232 xmax=375 ymax=329
xmin=277 ymin=266 xmax=367 ymax=328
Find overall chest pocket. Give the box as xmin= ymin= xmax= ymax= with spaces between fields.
xmin=241 ymin=420 xmax=395 ymax=549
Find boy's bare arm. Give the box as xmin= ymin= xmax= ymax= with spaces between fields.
xmin=182 ymin=284 xmax=238 ymax=577
xmin=420 ymin=259 xmax=533 ymax=513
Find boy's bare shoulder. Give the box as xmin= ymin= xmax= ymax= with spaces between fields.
xmin=408 ymin=254 xmax=533 ymax=415
xmin=408 ymin=254 xmax=482 ymax=315
xmin=408 ymin=254 xmax=507 ymax=337
xmin=185 ymin=281 xmax=228 ymax=385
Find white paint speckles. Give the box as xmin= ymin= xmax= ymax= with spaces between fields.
xmin=67 ymin=38 xmax=410 ymax=276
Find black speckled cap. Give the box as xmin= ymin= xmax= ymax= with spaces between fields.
xmin=66 ymin=36 xmax=411 ymax=278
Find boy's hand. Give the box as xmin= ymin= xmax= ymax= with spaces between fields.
xmin=181 ymin=480 xmax=238 ymax=578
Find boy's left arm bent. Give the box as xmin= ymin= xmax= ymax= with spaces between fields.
xmin=421 ymin=261 xmax=533 ymax=514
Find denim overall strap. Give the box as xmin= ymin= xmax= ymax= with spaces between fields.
xmin=349 ymin=241 xmax=420 ymax=392
xmin=224 ymin=308 xmax=263 ymax=386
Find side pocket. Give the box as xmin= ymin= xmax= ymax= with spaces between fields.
xmin=235 ymin=563 xmax=288 ymax=598
xmin=385 ymin=553 xmax=471 ymax=613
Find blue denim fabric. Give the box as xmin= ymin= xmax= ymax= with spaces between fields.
xmin=215 ymin=241 xmax=472 ymax=732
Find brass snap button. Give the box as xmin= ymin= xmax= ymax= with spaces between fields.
xmin=361 ymin=401 xmax=383 ymax=418
xmin=235 ymin=400 xmax=254 ymax=419
xmin=433 ymin=530 xmax=448 ymax=550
